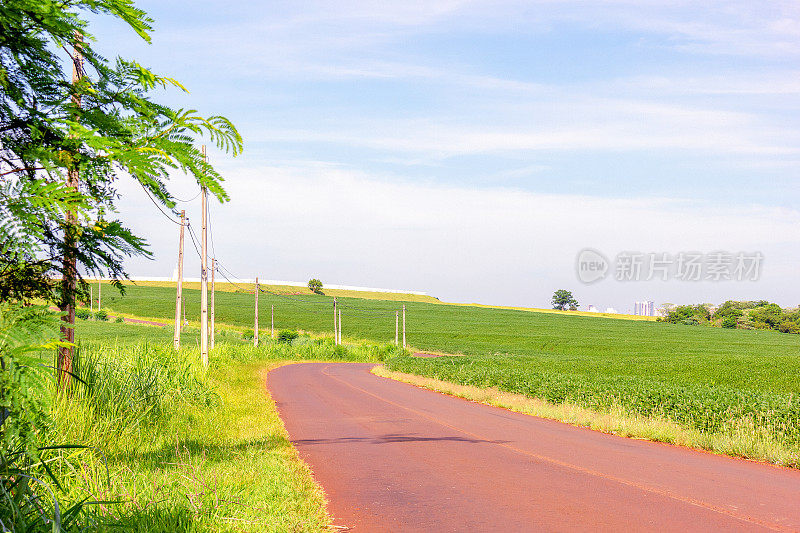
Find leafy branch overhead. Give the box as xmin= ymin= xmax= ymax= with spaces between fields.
xmin=0 ymin=0 xmax=243 ymax=301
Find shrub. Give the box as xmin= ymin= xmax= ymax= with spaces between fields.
xmin=277 ymin=329 xmax=299 ymax=344
xmin=115 ymin=316 xmax=124 ymax=323
xmin=748 ymin=303 xmax=784 ymax=330
xmin=94 ymin=309 xmax=108 ymax=321
xmin=75 ymin=307 xmax=92 ymax=320
xmin=665 ymin=305 xmax=709 ymax=325
xmin=241 ymin=330 xmax=254 ymax=341
xmin=721 ymin=315 xmax=738 ymax=329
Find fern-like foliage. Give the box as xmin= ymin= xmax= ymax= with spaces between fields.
xmin=0 ymin=0 xmax=243 ymax=305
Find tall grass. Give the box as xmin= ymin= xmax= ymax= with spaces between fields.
xmin=42 ymin=332 xmax=401 ymax=531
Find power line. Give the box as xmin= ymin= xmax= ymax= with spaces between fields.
xmin=207 ymin=196 xmax=217 ymax=259
xmin=172 ymin=189 xmax=202 ymax=203
xmin=141 ymin=183 xmax=181 ymax=225
xmin=215 ymin=265 xmax=253 ymax=293
xmin=214 ymin=260 xmax=395 ymax=315
xmin=186 ymin=222 xmax=203 ymax=260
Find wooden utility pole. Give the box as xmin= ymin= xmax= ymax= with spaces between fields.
xmin=58 ymin=34 xmax=83 ymax=392
xmin=338 ymin=309 xmax=342 ymax=344
xmin=402 ymin=304 xmax=406 ymax=349
xmin=333 ymin=297 xmax=338 ymax=345
xmin=395 ymin=310 xmax=399 ymax=345
xmin=90 ymin=285 xmax=93 ymax=312
xmin=210 ymin=258 xmax=216 ymax=350
xmin=254 ymin=277 xmax=259 ymax=346
xmin=173 ymin=210 xmax=186 ymax=349
xmin=271 ymin=305 xmax=275 ymax=338
xmin=200 ymin=146 xmax=209 ymax=367
xmin=97 ymin=278 xmax=101 ymax=310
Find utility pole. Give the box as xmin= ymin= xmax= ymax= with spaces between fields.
xmin=338 ymin=309 xmax=342 ymax=344
xmin=173 ymin=210 xmax=185 ymax=349
xmin=333 ymin=297 xmax=338 ymax=345
xmin=395 ymin=310 xmax=399 ymax=345
xmin=58 ymin=34 xmax=83 ymax=392
xmin=200 ymin=146 xmax=209 ymax=367
xmin=97 ymin=278 xmax=101 ymax=310
xmin=90 ymin=285 xmax=93 ymax=312
xmin=402 ymin=304 xmax=406 ymax=349
xmin=271 ymin=304 xmax=275 ymax=339
xmin=210 ymin=258 xmax=215 ymax=350
xmin=254 ymin=277 xmax=259 ymax=346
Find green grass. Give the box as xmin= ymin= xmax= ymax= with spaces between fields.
xmin=102 ymin=284 xmax=800 ymax=394
xmin=39 ymin=321 xmax=402 ymax=531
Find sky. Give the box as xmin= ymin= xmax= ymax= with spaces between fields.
xmin=85 ymin=0 xmax=800 ymax=312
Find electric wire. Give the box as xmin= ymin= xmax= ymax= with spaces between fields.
xmin=172 ymin=189 xmax=202 ymax=203
xmin=186 ymin=222 xmax=204 ymax=261
xmin=141 ymin=183 xmax=181 ymax=225
xmin=207 ymin=194 xmax=217 ymax=260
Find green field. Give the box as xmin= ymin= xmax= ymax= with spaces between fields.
xmin=90 ymin=282 xmax=800 ymax=467
xmin=102 ymin=284 xmax=800 ymax=395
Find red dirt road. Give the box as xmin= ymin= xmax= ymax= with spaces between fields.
xmin=268 ymin=363 xmax=800 ymax=532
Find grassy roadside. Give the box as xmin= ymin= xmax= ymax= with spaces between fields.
xmin=377 ymin=359 xmax=800 ymax=468
xmin=51 ymin=350 xmax=330 ymax=531
xmin=34 ymin=320 xmax=403 ymax=532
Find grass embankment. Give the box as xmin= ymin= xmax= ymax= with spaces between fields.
xmin=106 ymin=279 xmax=440 ymax=303
xmin=381 ymin=354 xmax=800 ymax=467
xmin=44 ymin=320 xmax=401 ymax=531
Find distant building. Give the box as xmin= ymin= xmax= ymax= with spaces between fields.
xmin=634 ymin=300 xmax=655 ymax=316
xmin=587 ymin=305 xmax=600 ymax=313
xmin=605 ymin=307 xmax=618 ymax=314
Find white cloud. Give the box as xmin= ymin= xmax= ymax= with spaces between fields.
xmin=116 ymin=161 xmax=800 ymax=308
xmin=246 ymin=95 xmax=799 ymax=157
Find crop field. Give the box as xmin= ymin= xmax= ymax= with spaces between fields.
xmin=93 ymin=282 xmax=800 ymax=465
xmin=101 ymin=283 xmax=799 ymax=394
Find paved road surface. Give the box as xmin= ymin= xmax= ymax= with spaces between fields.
xmin=268 ymin=363 xmax=800 ymax=532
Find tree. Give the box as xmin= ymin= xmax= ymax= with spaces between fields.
xmin=552 ymin=290 xmax=579 ymax=311
xmin=308 ymin=278 xmax=324 ymax=294
xmin=0 ymin=0 xmax=243 ymax=389
xmin=664 ymin=305 xmax=710 ymax=325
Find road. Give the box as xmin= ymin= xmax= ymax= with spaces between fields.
xmin=268 ymin=363 xmax=800 ymax=532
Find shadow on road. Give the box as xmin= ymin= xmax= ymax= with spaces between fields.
xmin=293 ymin=433 xmax=510 ymax=445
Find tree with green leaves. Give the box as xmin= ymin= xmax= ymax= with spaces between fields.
xmin=551 ymin=289 xmax=579 ymax=311
xmin=0 ymin=0 xmax=242 ymax=389
xmin=308 ymin=278 xmax=324 ymax=294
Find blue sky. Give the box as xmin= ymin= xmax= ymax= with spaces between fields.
xmin=87 ymin=1 xmax=800 ymax=311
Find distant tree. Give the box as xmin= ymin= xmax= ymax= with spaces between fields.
xmin=748 ymin=303 xmax=784 ymax=330
xmin=308 ymin=278 xmax=324 ymax=294
xmin=552 ymin=289 xmax=579 ymax=311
